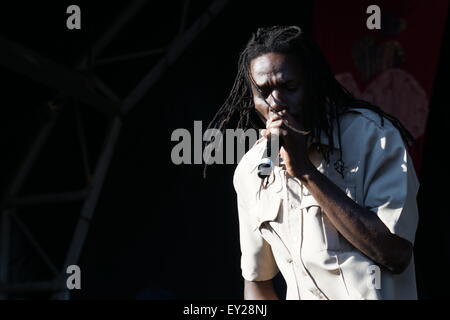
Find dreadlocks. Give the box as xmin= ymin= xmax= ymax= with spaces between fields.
xmin=204 ymin=25 xmax=414 ymax=178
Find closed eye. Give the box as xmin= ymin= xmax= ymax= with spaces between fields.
xmin=255 ymin=85 xmax=270 ymax=98
xmin=254 ymin=81 xmax=298 ymax=97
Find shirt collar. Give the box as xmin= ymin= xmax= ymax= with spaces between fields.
xmin=249 ymin=123 xmax=341 ymax=174
xmin=314 ymin=123 xmax=341 ymax=151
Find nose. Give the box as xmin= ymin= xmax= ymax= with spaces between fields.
xmin=267 ymin=90 xmax=286 ymax=113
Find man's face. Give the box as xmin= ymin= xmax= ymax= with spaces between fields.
xmin=249 ymin=52 xmax=306 ymax=122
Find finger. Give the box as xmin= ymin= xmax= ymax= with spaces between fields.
xmin=267 ymin=112 xmax=283 ymax=125
xmin=278 ymin=109 xmax=287 ymax=117
xmin=269 ymin=111 xmax=292 ymax=129
xmin=268 ymin=127 xmax=288 ymax=136
xmin=269 ymin=127 xmax=284 ymax=136
xmin=261 ymin=129 xmax=268 ymax=137
xmin=267 ymin=119 xmax=284 ymax=129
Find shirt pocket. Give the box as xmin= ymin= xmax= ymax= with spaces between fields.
xmin=300 ymin=183 xmax=357 ymax=253
xmin=301 ymin=196 xmax=340 ymax=253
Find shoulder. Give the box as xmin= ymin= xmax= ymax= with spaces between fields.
xmin=338 ymin=107 xmax=405 ymax=150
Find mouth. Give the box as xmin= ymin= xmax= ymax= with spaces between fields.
xmin=268 ymin=106 xmax=287 ymax=115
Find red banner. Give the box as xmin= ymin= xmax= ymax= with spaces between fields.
xmin=313 ymin=0 xmax=448 ymax=175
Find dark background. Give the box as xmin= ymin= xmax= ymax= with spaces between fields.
xmin=0 ymin=0 xmax=448 ymax=299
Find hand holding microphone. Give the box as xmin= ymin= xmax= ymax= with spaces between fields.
xmin=257 ymin=110 xmax=287 ymax=179
xmin=257 ymin=109 xmax=311 ymax=179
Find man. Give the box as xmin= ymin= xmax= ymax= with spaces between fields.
xmin=207 ymin=26 xmax=419 ymax=300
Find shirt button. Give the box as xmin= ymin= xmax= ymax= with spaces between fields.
xmin=286 ymin=257 xmax=293 ymax=264
xmin=290 ymin=202 xmax=298 ymax=209
xmin=330 ymin=268 xmax=341 ymax=275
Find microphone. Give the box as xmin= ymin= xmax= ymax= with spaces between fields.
xmin=257 ymin=133 xmax=282 ymax=179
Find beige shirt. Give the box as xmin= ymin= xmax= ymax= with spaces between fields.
xmin=233 ymin=108 xmax=419 ymax=300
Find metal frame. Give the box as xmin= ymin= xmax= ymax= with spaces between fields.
xmin=0 ymin=0 xmax=228 ymax=299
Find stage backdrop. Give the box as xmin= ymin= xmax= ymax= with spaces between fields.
xmin=313 ymin=0 xmax=449 ymax=175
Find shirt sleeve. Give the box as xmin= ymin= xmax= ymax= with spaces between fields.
xmin=233 ymin=168 xmax=279 ymax=281
xmin=361 ymin=120 xmax=420 ymax=244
